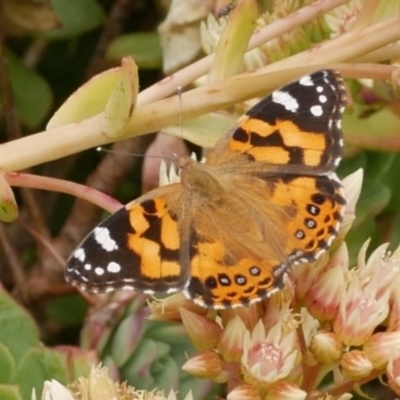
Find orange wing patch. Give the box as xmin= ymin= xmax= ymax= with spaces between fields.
xmin=186 ymin=235 xmax=283 ymax=309
xmin=229 ymin=116 xmax=328 ymax=167
xmin=282 ymin=176 xmax=345 ymax=257
xmin=252 ymin=174 xmax=345 ymax=263
xmin=126 ymin=197 xmax=185 ymax=287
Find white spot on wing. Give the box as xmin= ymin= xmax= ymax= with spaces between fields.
xmin=84 ymin=264 xmax=92 ymax=271
xmin=319 ymin=95 xmax=327 ymax=103
xmin=310 ymin=105 xmax=323 ymax=116
xmin=74 ymin=248 xmax=85 ymax=262
xmin=107 ymin=262 xmax=121 ymax=273
xmin=94 ymin=267 xmax=105 ymax=276
xmin=272 ymin=90 xmax=299 ymax=112
xmin=299 ymin=75 xmax=313 ymax=86
xmin=310 ymin=206 xmax=317 ymax=214
xmin=94 ymin=227 xmax=118 ymax=252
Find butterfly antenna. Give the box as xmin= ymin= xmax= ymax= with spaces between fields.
xmin=177 ymin=86 xmax=183 ymax=139
xmin=96 ymin=147 xmax=165 ymax=160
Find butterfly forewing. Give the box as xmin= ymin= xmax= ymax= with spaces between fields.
xmin=207 ymin=70 xmax=347 ymax=174
xmin=65 ymin=185 xmax=189 ymax=294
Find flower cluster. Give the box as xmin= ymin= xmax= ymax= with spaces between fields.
xmin=148 ymin=170 xmax=400 ymax=399
xmin=32 ymin=365 xmax=194 ymax=400
xmin=201 ymin=0 xmax=328 ymax=70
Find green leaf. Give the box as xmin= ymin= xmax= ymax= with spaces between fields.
xmin=0 ymin=288 xmax=40 ymax=363
xmin=1 ymin=0 xmax=59 ymax=35
xmin=47 ymin=62 xmax=137 ymax=129
xmin=0 ymin=174 xmax=18 ymax=223
xmin=109 ymin=310 xmax=146 ymax=367
xmin=4 ymin=51 xmax=53 ymax=129
xmin=146 ymin=320 xmax=190 ymax=346
xmin=161 ymin=112 xmax=235 ymax=148
xmin=343 ymin=105 xmax=400 ymax=152
xmin=346 ymin=219 xmax=376 ymax=266
xmin=383 ymin=154 xmax=400 ymax=212
xmin=101 ymin=57 xmax=139 ymax=138
xmin=43 ymin=0 xmax=105 ymax=40
xmin=386 ymin=212 xmax=400 ymax=247
xmin=106 ymin=33 xmax=162 ymax=69
xmin=364 ymin=151 xmax=396 ymax=181
xmin=150 ymin=356 xmax=180 ymax=392
xmin=121 ymin=339 xmax=178 ymax=390
xmin=0 ymin=385 xmax=23 ymax=400
xmin=45 ymin=295 xmax=87 ymax=326
xmin=354 ymin=180 xmax=391 ymax=227
xmin=0 ymin=344 xmax=16 ymax=384
xmin=0 ymin=199 xmax=18 ymax=223
xmin=337 ymin=151 xmax=367 ymax=180
xmin=209 ymin=0 xmax=258 ymax=81
xmin=16 ymin=347 xmax=68 ymax=400
xmin=145 ymin=321 xmax=195 ymax=378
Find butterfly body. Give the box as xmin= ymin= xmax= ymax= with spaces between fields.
xmin=65 ymin=70 xmax=347 ymax=309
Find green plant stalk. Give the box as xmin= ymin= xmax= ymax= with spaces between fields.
xmin=0 ymin=15 xmax=399 ymax=172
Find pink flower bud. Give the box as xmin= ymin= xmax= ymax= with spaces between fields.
xmin=364 ymin=332 xmax=400 ymax=369
xmin=265 ymin=381 xmax=307 ymax=400
xmin=180 ymin=308 xmax=222 ymax=351
xmin=218 ymin=315 xmax=246 ymax=362
xmin=340 ymin=350 xmax=373 ymax=379
xmin=182 ymin=351 xmax=228 ymax=383
xmin=310 ymin=332 xmax=342 ymax=363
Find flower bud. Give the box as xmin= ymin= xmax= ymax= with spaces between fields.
xmin=309 ymin=332 xmax=342 ymax=363
xmin=305 ymin=246 xmax=347 ymax=321
xmin=227 ymin=384 xmax=261 ymax=400
xmin=387 ymin=356 xmax=400 ymax=395
xmin=149 ymin=293 xmax=206 ymax=322
xmin=291 ymin=253 xmax=329 ymax=302
xmin=265 ymin=381 xmax=307 ymax=400
xmin=220 ymin=303 xmax=261 ymax=330
xmin=364 ymin=332 xmax=400 ymax=369
xmin=333 ymin=280 xmax=389 ymax=346
xmin=218 ymin=316 xmax=246 ymax=362
xmin=340 ymin=350 xmax=373 ymax=380
xmin=180 ymin=308 xmax=222 ymax=351
xmin=182 ymin=351 xmax=228 ymax=383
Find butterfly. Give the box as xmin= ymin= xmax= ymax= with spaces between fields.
xmin=65 ymin=69 xmax=347 ymax=309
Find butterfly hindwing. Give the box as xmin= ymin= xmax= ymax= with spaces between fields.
xmin=230 ymin=172 xmax=346 ymax=263
xmin=182 ymin=167 xmax=345 ymax=309
xmin=185 ymin=227 xmax=286 ymax=309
